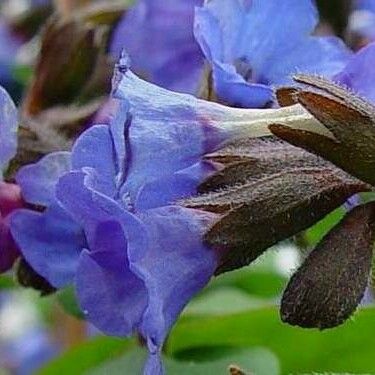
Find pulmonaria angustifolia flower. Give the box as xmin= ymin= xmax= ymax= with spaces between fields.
xmin=194 ymin=0 xmax=351 ymax=108
xmin=0 ymin=86 xmax=23 ymax=273
xmin=10 ymin=51 xmax=343 ymax=374
xmin=110 ymin=0 xmax=204 ymax=94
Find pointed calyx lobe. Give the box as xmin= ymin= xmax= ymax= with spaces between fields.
xmin=281 ymin=202 xmax=375 ymax=329
xmin=183 ymin=138 xmax=370 ymax=274
xmin=270 ymin=74 xmax=375 ymax=187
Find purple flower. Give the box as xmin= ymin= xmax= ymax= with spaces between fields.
xmin=0 ymin=86 xmax=22 ymax=273
xmin=334 ymin=42 xmax=375 ymax=103
xmin=12 ymin=63 xmax=224 ymax=372
xmin=110 ymin=0 xmax=204 ymax=94
xmin=194 ymin=0 xmax=351 ymax=108
xmin=11 ymin=52 xmax=331 ymax=373
xmin=10 ymin=151 xmax=86 ymax=286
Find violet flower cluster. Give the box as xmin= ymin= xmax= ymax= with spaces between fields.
xmin=12 ymin=52 xmax=324 ymax=373
xmin=194 ymin=0 xmax=351 ymax=108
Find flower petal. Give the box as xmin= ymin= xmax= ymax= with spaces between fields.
xmin=10 ymin=205 xmax=85 ymax=287
xmin=210 ymin=61 xmax=273 ymax=108
xmin=266 ymin=37 xmax=351 ymax=85
xmin=195 ymin=0 xmax=317 ymax=63
xmin=77 ymin=221 xmax=147 ymax=337
xmin=56 ymin=170 xmax=151 ymax=336
xmin=134 ymin=206 xmax=219 ymax=348
xmin=135 ymin=161 xmax=216 ymax=210
xmin=57 ymin=168 xmax=219 ymax=373
xmin=0 ymin=85 xmax=18 ymax=173
xmin=56 ymin=170 xmax=146 ymax=249
xmin=16 ymin=152 xmax=71 ymax=206
xmin=194 ymin=1 xmax=244 ymax=62
xmin=71 ymin=126 xmax=117 ymax=197
xmin=194 ymin=0 xmax=350 ymax=108
xmin=112 ymin=61 xmax=246 ymax=199
xmin=110 ymin=0 xmax=203 ymax=94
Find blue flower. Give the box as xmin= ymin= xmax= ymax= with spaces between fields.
xmin=110 ymin=0 xmax=204 ymax=94
xmin=13 ymin=78 xmax=222 ymax=373
xmin=10 ymin=151 xmax=86 ymax=286
xmin=12 ymin=50 xmax=333 ymax=373
xmin=194 ymin=0 xmax=351 ymax=108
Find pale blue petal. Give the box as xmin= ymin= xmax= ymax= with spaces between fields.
xmin=77 ymin=221 xmax=147 ymax=337
xmin=16 ymin=152 xmax=71 ymax=206
xmin=194 ymin=0 xmax=350 ymax=108
xmin=135 ymin=161 xmax=216 ymax=210
xmin=71 ymin=126 xmax=117 ymax=197
xmin=10 ymin=205 xmax=85 ymax=287
xmin=112 ymin=62 xmax=233 ymax=200
xmin=110 ymin=0 xmax=203 ymax=94
xmin=134 ymin=206 xmax=218 ymax=348
xmin=0 ymin=86 xmax=18 ymax=173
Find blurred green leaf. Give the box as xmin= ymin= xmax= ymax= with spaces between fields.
xmin=207 ymin=268 xmax=286 ymax=298
xmin=0 ymin=275 xmax=16 ymax=289
xmin=88 ymin=347 xmax=279 ymax=375
xmin=185 ymin=287 xmax=271 ymax=316
xmin=12 ymin=65 xmax=34 ymax=86
xmin=87 ymin=348 xmax=146 ymax=375
xmin=56 ymin=286 xmax=84 ymax=319
xmin=303 ymin=194 xmax=375 ymax=248
xmin=169 ymin=306 xmax=375 ymax=374
xmin=303 ymin=206 xmax=345 ymax=247
xmin=38 ymin=337 xmax=134 ymax=375
xmin=360 ymin=192 xmax=375 ymax=204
